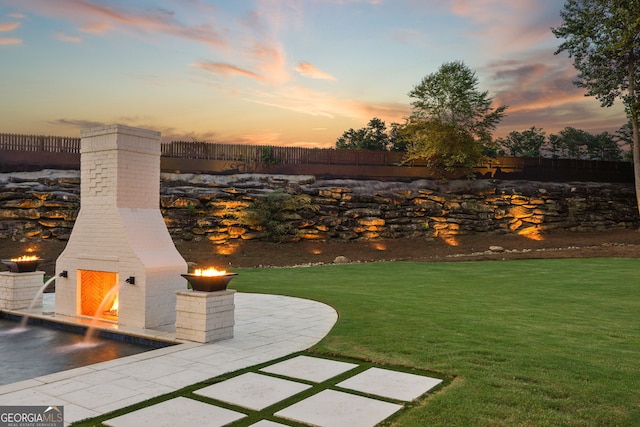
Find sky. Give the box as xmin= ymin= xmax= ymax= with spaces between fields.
xmin=0 ymin=0 xmax=629 ymax=148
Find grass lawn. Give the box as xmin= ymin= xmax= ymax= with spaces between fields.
xmin=232 ymin=258 xmax=640 ymax=426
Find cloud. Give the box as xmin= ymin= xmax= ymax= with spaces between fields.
xmin=238 ymin=3 xmax=292 ymax=84
xmin=79 ymin=22 xmax=113 ymax=34
xmin=250 ymin=40 xmax=290 ymax=84
xmin=9 ymin=0 xmax=292 ymax=86
xmin=487 ymin=57 xmax=586 ymax=113
xmin=486 ymin=54 xmax=628 ymax=137
xmin=150 ymin=127 xmax=221 ymax=144
xmin=495 ymin=101 xmax=626 ymax=137
xmin=191 ymin=61 xmax=265 ymax=81
xmin=449 ymin=0 xmax=559 ymax=56
xmin=248 ymin=85 xmax=409 ymax=122
xmin=0 ymin=22 xmax=20 ymax=32
xmin=295 ymin=62 xmax=337 ymax=81
xmin=56 ymin=30 xmax=82 ymax=43
xmin=5 ymin=0 xmax=228 ymax=47
xmin=49 ymin=118 xmax=106 ymax=129
xmin=0 ymin=38 xmax=21 ymax=45
xmin=187 ymin=2 xmax=293 ymax=86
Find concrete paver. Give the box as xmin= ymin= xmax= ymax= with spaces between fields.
xmin=337 ymin=367 xmax=444 ymax=401
xmin=194 ymin=372 xmax=311 ymax=411
xmin=104 ymin=396 xmax=246 ymax=427
xmin=248 ymin=421 xmax=289 ymax=427
xmin=274 ymin=389 xmax=403 ymax=427
xmin=260 ymin=354 xmax=358 ymax=382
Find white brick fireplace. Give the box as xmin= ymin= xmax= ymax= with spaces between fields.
xmin=55 ymin=124 xmax=187 ymax=329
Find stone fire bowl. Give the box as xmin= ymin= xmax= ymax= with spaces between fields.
xmin=181 ymin=273 xmax=238 ymax=292
xmin=1 ymin=259 xmax=44 ymax=273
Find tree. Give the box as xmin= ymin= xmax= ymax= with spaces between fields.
xmin=588 ymin=132 xmax=622 ymax=160
xmin=402 ymin=61 xmax=507 ymax=173
xmin=401 ymin=118 xmax=481 ymax=171
xmin=496 ymin=127 xmax=547 ymax=157
xmin=388 ymin=122 xmax=411 ymax=152
xmin=553 ymin=0 xmax=640 ymax=211
xmin=553 ymin=127 xmax=592 ymax=159
xmin=335 ymin=117 xmax=391 ymax=151
xmin=615 ymin=121 xmax=634 ymax=161
xmin=547 ymin=133 xmax=563 ymax=159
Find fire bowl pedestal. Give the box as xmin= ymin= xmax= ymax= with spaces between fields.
xmin=0 ymin=271 xmax=45 ymax=310
xmin=1 ymin=259 xmax=44 ymax=273
xmin=180 ymin=273 xmax=237 ymax=292
xmin=175 ymin=289 xmax=235 ymax=343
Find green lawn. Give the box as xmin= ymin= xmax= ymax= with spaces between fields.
xmin=232 ymin=258 xmax=640 ymax=426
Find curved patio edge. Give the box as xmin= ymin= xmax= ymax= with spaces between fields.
xmin=0 ymin=292 xmax=338 ymax=424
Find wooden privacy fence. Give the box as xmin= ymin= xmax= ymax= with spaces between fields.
xmin=161 ymin=141 xmax=402 ymax=166
xmin=0 ymin=132 xmax=634 ymax=182
xmin=0 ymin=133 xmax=81 ymax=153
xmin=0 ymin=134 xmax=402 ymax=166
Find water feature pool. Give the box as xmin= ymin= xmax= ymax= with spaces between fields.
xmin=0 ymin=317 xmax=172 ymax=386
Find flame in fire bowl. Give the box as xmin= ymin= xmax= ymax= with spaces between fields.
xmin=1 ymin=256 xmax=44 ymax=273
xmin=181 ymin=272 xmax=238 ymax=292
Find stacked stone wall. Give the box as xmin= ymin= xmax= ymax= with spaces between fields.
xmin=1 ymin=171 xmax=638 ymax=244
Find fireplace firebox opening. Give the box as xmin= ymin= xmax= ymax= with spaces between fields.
xmin=79 ymin=270 xmax=118 ymax=321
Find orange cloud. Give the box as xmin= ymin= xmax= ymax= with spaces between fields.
xmin=0 ymin=37 xmax=21 ymax=45
xmin=296 ymin=62 xmax=337 ymax=81
xmin=251 ymin=41 xmax=290 ymax=84
xmin=249 ymin=85 xmax=409 ymax=122
xmin=9 ymin=0 xmax=291 ymax=86
xmin=5 ymin=0 xmax=227 ymax=47
xmin=79 ymin=22 xmax=113 ymax=34
xmin=0 ymin=22 xmax=20 ymax=32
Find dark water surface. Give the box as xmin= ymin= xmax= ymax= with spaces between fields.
xmin=0 ymin=318 xmax=158 ymax=386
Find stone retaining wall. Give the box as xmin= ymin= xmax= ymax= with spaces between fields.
xmin=1 ymin=170 xmax=638 ymax=244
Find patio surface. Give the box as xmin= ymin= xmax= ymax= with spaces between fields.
xmin=0 ymin=293 xmax=442 ymax=426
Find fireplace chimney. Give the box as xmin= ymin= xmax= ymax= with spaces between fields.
xmin=55 ymin=124 xmax=187 ymax=329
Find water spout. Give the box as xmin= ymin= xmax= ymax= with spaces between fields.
xmin=16 ymin=276 xmax=56 ymax=330
xmin=83 ymin=283 xmax=121 ymax=344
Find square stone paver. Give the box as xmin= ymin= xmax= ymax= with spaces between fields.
xmin=337 ymin=367 xmax=442 ymax=401
xmin=194 ymin=372 xmax=311 ymax=410
xmin=274 ymin=389 xmax=402 ymax=427
xmin=104 ymin=396 xmax=246 ymax=427
xmin=249 ymin=421 xmax=289 ymax=426
xmin=260 ymin=355 xmax=358 ymax=382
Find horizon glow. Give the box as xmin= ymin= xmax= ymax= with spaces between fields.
xmin=0 ymin=0 xmax=627 ymax=147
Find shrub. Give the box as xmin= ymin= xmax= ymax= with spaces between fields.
xmin=240 ymin=189 xmax=318 ymax=242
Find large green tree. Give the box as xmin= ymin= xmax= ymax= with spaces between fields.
xmin=402 ymin=61 xmax=507 ymax=173
xmin=553 ymin=0 xmax=640 ymax=211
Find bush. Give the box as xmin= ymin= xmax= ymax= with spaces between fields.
xmin=240 ymin=190 xmax=318 ymax=242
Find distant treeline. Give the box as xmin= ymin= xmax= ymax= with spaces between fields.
xmin=334 ymin=119 xmax=631 ymax=162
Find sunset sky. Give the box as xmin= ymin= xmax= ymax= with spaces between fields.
xmin=0 ymin=0 xmax=629 ymax=147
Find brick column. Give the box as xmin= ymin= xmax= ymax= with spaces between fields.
xmin=175 ymin=290 xmax=235 ymax=343
xmin=0 ymin=271 xmax=45 ymax=310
